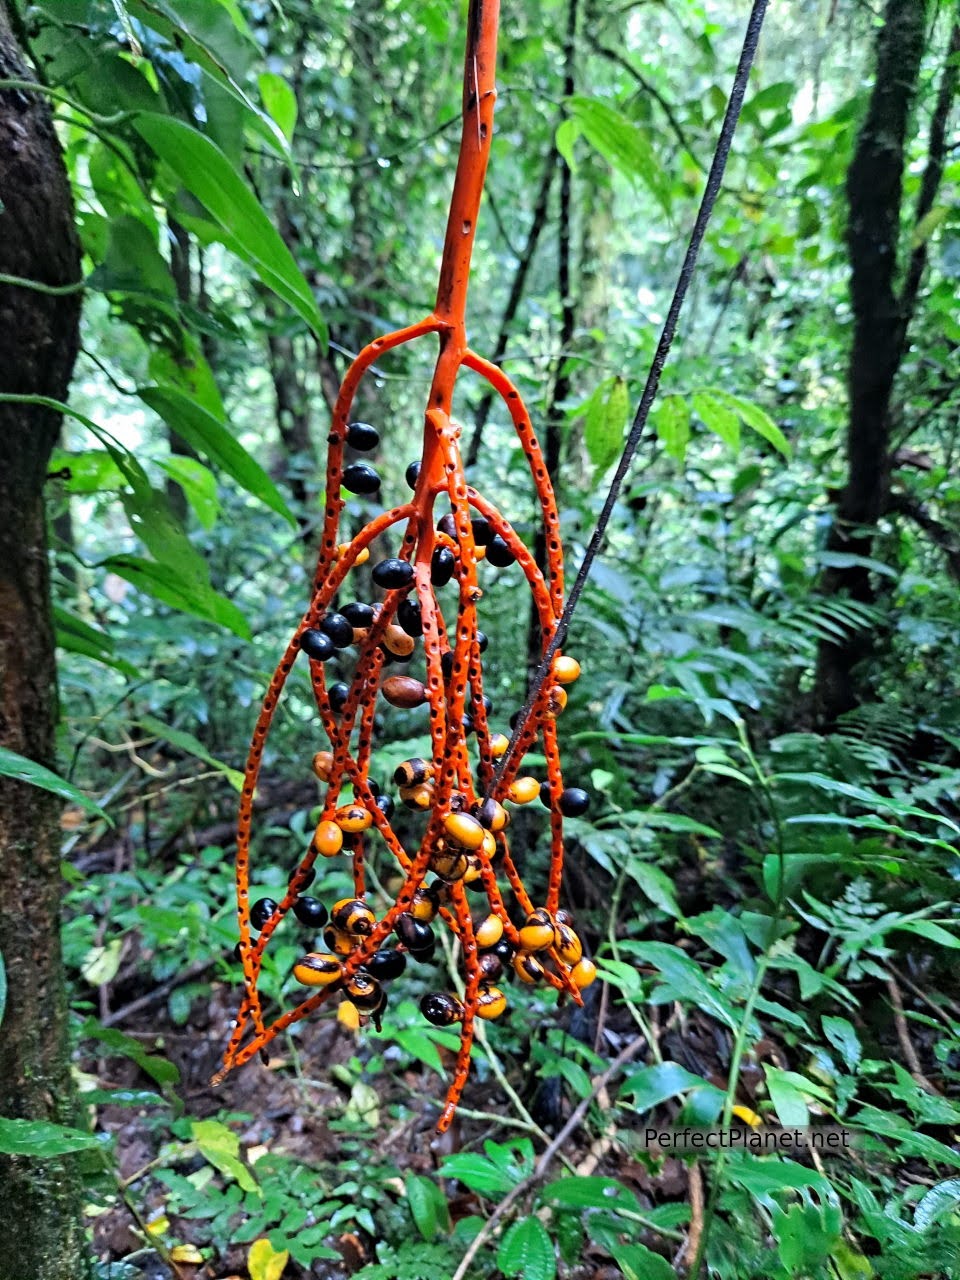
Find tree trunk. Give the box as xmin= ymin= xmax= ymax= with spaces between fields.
xmin=0 ymin=6 xmax=86 ymax=1278
xmin=813 ymin=0 xmax=928 ymax=726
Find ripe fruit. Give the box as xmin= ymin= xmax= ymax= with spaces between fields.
xmin=405 ymin=460 xmax=421 ymax=487
xmin=372 ymin=558 xmax=415 ymax=590
xmin=342 ymin=463 xmax=381 ymax=494
xmin=320 ymin=612 xmax=354 ymax=648
xmin=381 ymin=674 xmax=427 ymax=708
xmin=396 ymin=913 xmax=434 ymax=956
xmin=346 ymin=971 xmax=383 ymax=1010
xmin=341 ymin=601 xmax=374 ymax=628
xmin=420 ymin=992 xmax=463 ymax=1026
xmin=431 ymin=546 xmax=455 ymax=585
xmin=397 ymin=598 xmax=423 ymax=636
xmin=346 ymin=421 xmax=379 ymax=451
xmin=299 ymin=629 xmax=334 ymax=662
xmin=250 ymin=897 xmax=278 ymax=931
xmin=471 ymin=517 xmax=492 ymax=546
xmin=558 ymin=787 xmax=590 ymax=817
xmin=293 ymin=896 xmax=328 ymax=928
xmin=374 ymin=793 xmax=395 ymax=819
xmin=312 ymin=750 xmax=334 ymax=781
xmin=382 ymin=624 xmax=415 ymax=658
xmin=410 ymin=884 xmax=441 ymax=922
xmin=362 ymin=948 xmax=407 ymax=981
xmin=328 ymin=682 xmax=350 ymax=714
xmin=486 ymin=534 xmax=515 ymax=567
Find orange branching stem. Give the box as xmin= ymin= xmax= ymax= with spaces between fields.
xmin=213 ymin=0 xmax=596 ymax=1130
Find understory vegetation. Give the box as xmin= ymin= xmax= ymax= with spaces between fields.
xmin=1 ymin=0 xmax=959 ymax=1278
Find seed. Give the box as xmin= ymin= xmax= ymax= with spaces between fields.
xmin=394 ymin=757 xmax=432 ymax=787
xmin=431 ymin=546 xmax=455 ymax=585
xmin=437 ymin=514 xmax=457 ymax=538
xmin=341 ymin=601 xmax=374 ymax=628
xmin=513 ymin=952 xmax=546 ymax=984
xmin=299 ymin=629 xmax=334 ymax=662
xmin=314 ymin=818 xmax=344 ymax=857
xmin=382 ymin=624 xmax=415 ymax=658
xmin=328 ymin=682 xmax=350 ymax=714
xmin=397 ymin=598 xmax=423 ymax=637
xmin=519 ymin=908 xmax=555 ymax=952
xmin=475 ymin=913 xmax=504 ymax=949
xmin=553 ymin=655 xmax=581 ymax=684
xmin=420 ymin=992 xmax=463 ymax=1026
xmin=442 ymin=811 xmax=485 ymax=850
xmin=335 ymin=803 xmax=373 ymax=833
xmin=331 ymin=897 xmax=376 ymax=935
xmin=250 ymin=897 xmax=278 ymax=931
xmin=559 ymin=787 xmax=590 ymax=817
xmin=477 ymin=952 xmax=504 ymax=982
xmin=570 ymin=958 xmax=597 ymax=989
xmin=477 ymin=986 xmax=507 ymax=1019
xmin=292 ymin=952 xmax=342 ymax=987
xmin=320 ymin=612 xmax=354 ymax=648
xmin=372 ymin=558 xmax=415 ymax=590
xmin=405 ymin=460 xmax=421 ymax=488
xmin=486 ymin=535 xmax=515 ymax=567
xmin=292 ymin=896 xmax=328 ymax=928
xmin=410 ymin=885 xmax=441 ymax=922
xmin=346 ymin=421 xmax=379 ymax=451
xmin=342 ymin=462 xmax=381 ymax=494
xmin=374 ymin=793 xmax=395 ymax=819
xmin=507 ymin=776 xmax=540 ymax=805
xmin=312 ymin=750 xmax=334 ymax=781
xmin=546 ymin=685 xmax=568 ymax=717
xmin=362 ymin=948 xmax=407 ymax=981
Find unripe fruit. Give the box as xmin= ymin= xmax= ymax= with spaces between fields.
xmin=514 ymin=952 xmax=546 ymax=984
xmin=546 ymin=685 xmax=568 ymax=717
xmin=312 ymin=750 xmax=334 ymax=782
xmin=519 ymin=908 xmax=555 ymax=952
xmin=382 ymin=624 xmax=415 ymax=658
xmin=346 ymin=971 xmax=383 ymax=1010
xmin=292 ymin=952 xmax=342 ymax=987
xmin=342 ymin=463 xmax=381 ymax=494
xmin=400 ymin=781 xmax=434 ymax=811
xmin=338 ymin=999 xmax=361 ymax=1030
xmin=314 ymin=819 xmax=344 ymax=857
xmin=394 ymin=757 xmax=432 ymax=787
xmin=442 ymin=811 xmax=485 ymax=850
xmin=323 ymin=924 xmax=356 ymax=955
xmin=507 ymin=776 xmax=541 ymax=805
xmin=553 ymin=921 xmax=583 ymax=966
xmin=337 ymin=544 xmax=370 ymax=565
xmin=571 ymin=957 xmax=597 ymax=989
xmin=335 ymin=803 xmax=373 ymax=833
xmin=489 ymin=733 xmax=510 ymax=758
xmin=553 ymin=655 xmax=581 ymax=684
xmin=410 ymin=885 xmax=441 ymax=922
xmin=382 ymin=675 xmax=427 ymax=708
xmin=476 ymin=797 xmax=508 ymax=832
xmin=331 ymin=897 xmax=376 ymax=935
xmin=430 ymin=848 xmax=470 ymax=882
xmin=477 ymin=986 xmax=507 ymax=1019
xmin=475 ymin=913 xmax=504 ymax=949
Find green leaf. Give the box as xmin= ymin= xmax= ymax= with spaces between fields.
xmin=157 ymin=456 xmax=220 ymax=530
xmin=132 ymin=115 xmax=326 ymax=344
xmin=437 ymin=1153 xmax=514 ymax=1198
xmin=0 ymin=746 xmax=110 ymax=822
xmin=914 ymin=1178 xmax=960 ymax=1231
xmin=48 ymin=449 xmax=125 ymax=493
xmin=102 ymin=556 xmax=252 ymax=639
xmin=54 ymin=607 xmax=139 ymax=678
xmin=139 ymin=385 xmax=295 ymax=526
xmin=541 ymin=1176 xmax=639 ymax=1213
xmin=609 ymin=1243 xmax=675 ymax=1280
xmin=259 ymin=72 xmax=298 ymax=141
xmin=628 ymin=942 xmax=739 ymax=1029
xmin=712 ymin=390 xmax=792 ymax=458
xmin=583 ymin=377 xmax=630 ymax=475
xmin=555 ymin=117 xmax=580 ymax=170
xmin=619 ymin=1061 xmax=724 ymax=1112
xmin=407 ymin=1174 xmax=448 ymax=1242
xmin=193 ymin=1118 xmax=260 ymax=1195
xmin=894 ymin=918 xmax=960 ymax=949
xmin=0 ymin=1117 xmax=102 ymax=1158
xmin=497 ymin=1216 xmax=555 ymax=1280
xmin=821 ymin=1015 xmax=862 ymax=1072
xmin=652 ymin=394 xmax=690 ymax=462
xmin=568 ymin=97 xmax=670 ymax=211
xmin=911 ymin=205 xmax=948 ymax=249
xmin=138 ymin=714 xmax=243 ymax=791
xmin=81 ymin=1020 xmax=180 ymax=1089
xmin=692 ymin=390 xmax=741 ymax=452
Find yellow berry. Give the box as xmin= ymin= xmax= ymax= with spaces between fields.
xmin=475 ymin=913 xmax=504 ymax=949
xmin=553 ymin=655 xmax=581 ymax=684
xmin=571 ymin=958 xmax=597 ymax=989
xmin=477 ymin=986 xmax=507 ymax=1019
xmin=338 ymin=999 xmax=361 ymax=1030
xmin=519 ymin=908 xmax=555 ymax=953
xmin=507 ymin=776 xmax=540 ymax=805
xmin=443 ymin=811 xmax=485 ymax=851
xmin=292 ymin=952 xmax=342 ymax=987
xmin=335 ymin=803 xmax=373 ymax=833
xmin=314 ymin=819 xmax=344 ymax=857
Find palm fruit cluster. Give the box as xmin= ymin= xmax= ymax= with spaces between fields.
xmin=213 ymin=0 xmax=595 ymax=1131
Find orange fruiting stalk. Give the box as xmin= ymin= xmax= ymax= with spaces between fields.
xmin=213 ymin=0 xmax=592 ymax=1132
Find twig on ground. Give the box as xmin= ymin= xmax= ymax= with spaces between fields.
xmin=886 ymin=975 xmax=941 ymax=1095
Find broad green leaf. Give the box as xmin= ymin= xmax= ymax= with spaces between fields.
xmin=0 ymin=1117 xmax=102 ymax=1158
xmin=764 ymin=1066 xmax=813 ymax=1126
xmin=0 ymin=746 xmax=110 ymax=822
xmin=81 ymin=939 xmax=123 ymax=986
xmin=54 ymin=607 xmax=139 ymax=678
xmin=555 ymin=117 xmax=580 ymax=170
xmin=609 ymin=1243 xmax=675 ymax=1280
xmin=652 ymin=394 xmax=690 ymax=462
xmin=248 ymin=1236 xmax=288 ymax=1280
xmin=624 ymin=861 xmax=682 ymax=918
xmin=568 ymin=97 xmax=670 ymax=211
xmin=259 ymin=72 xmax=298 ymax=141
xmin=542 ymin=1176 xmax=639 ymax=1213
xmin=81 ymin=1020 xmax=180 ymax=1088
xmin=894 ymin=918 xmax=960 ymax=949
xmin=497 ymin=1215 xmax=555 ymax=1280
xmin=629 ymin=942 xmax=739 ymax=1029
xmin=48 ymin=449 xmax=125 ymax=493
xmin=193 ymin=1119 xmax=260 ymax=1195
xmin=86 ymin=214 xmax=176 ymax=304
xmin=102 ymin=556 xmax=252 ymax=639
xmin=133 ymin=115 xmax=325 ymax=344
xmin=911 ymin=205 xmax=948 ymax=249
xmin=693 ymin=390 xmax=740 ymax=452
xmin=583 ymin=376 xmax=630 ymax=475
xmin=915 ymin=1178 xmax=960 ymax=1231
xmin=822 ymin=1016 xmax=862 ymax=1071
xmin=138 ymin=714 xmax=243 ymax=791
xmin=157 ymin=455 xmax=220 ymax=530
xmin=139 ymin=385 xmax=295 ymax=525
xmin=437 ymin=1153 xmax=514 ymax=1198
xmin=712 ymin=390 xmax=792 ymax=458
xmin=407 ymin=1174 xmax=448 ymax=1242
xmin=619 ymin=1061 xmax=724 ymax=1112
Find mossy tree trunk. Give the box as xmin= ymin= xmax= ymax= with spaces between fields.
xmin=0 ymin=4 xmax=86 ymax=1277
